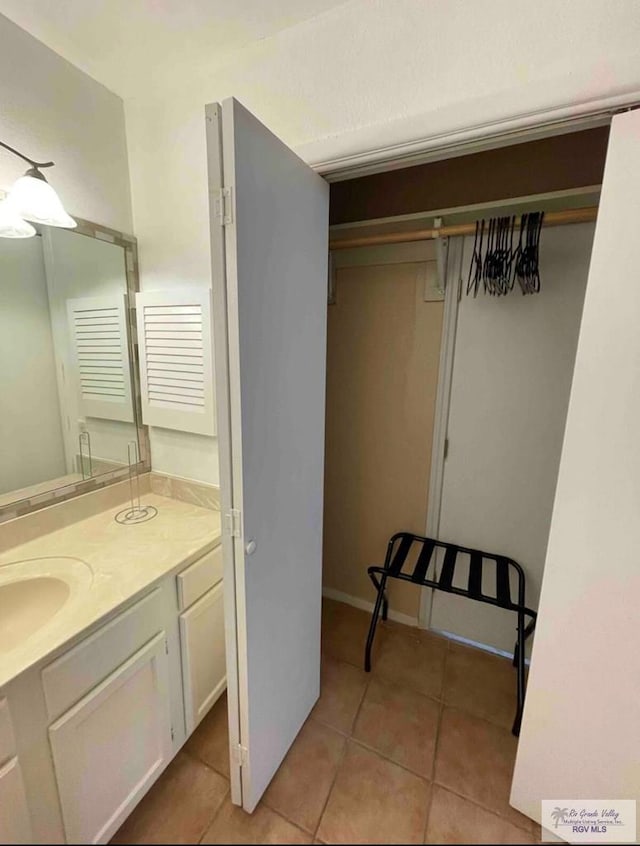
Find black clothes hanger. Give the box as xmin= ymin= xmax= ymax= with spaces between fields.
xmin=466 ymin=211 xmax=544 ymax=297
xmin=514 ymin=212 xmax=544 ymax=294
xmin=466 ymin=218 xmax=485 ymax=297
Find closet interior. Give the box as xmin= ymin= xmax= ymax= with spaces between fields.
xmin=322 ymin=125 xmax=606 ymax=658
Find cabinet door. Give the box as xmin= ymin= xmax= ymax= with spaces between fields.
xmin=49 ymin=632 xmax=172 ymax=844
xmin=180 ymin=581 xmax=226 ymax=735
xmin=0 ymin=757 xmax=33 ymax=844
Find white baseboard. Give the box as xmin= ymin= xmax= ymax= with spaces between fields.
xmin=431 ymin=628 xmax=513 ymax=660
xmin=321 ymin=586 xmax=420 ymax=629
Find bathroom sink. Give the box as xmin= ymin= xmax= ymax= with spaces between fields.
xmin=0 ymin=557 xmax=92 ymax=653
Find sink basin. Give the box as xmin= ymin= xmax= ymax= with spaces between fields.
xmin=0 ymin=557 xmax=92 ymax=654
xmin=0 ymin=577 xmax=70 ymax=652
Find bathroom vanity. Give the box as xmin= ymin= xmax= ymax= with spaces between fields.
xmin=0 ymin=204 xmax=229 ymax=844
xmin=0 ymin=491 xmax=223 ymax=844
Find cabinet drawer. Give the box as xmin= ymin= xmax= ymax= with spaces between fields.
xmin=42 ymin=588 xmax=164 ymax=722
xmin=0 ymin=699 xmax=16 ymax=767
xmin=176 ymin=544 xmax=222 ymax=611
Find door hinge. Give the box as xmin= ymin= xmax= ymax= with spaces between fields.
xmin=214 ymin=187 xmax=233 ymax=226
xmin=225 ymin=508 xmax=242 ymax=538
xmin=171 ymin=726 xmax=175 ymax=741
xmin=444 ymin=438 xmax=449 ymax=461
xmin=232 ymin=743 xmax=249 ymax=767
xmin=164 ymin=637 xmax=169 ymax=655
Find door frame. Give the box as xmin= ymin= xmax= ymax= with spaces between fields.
xmin=418 ymin=235 xmax=464 ymax=629
xmin=205 ymin=95 xmax=633 ymax=806
xmin=205 ymin=101 xmax=243 ymax=806
xmin=308 ymin=94 xmax=637 ymax=181
xmin=319 ymin=102 xmax=632 ymax=633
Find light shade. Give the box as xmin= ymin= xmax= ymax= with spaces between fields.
xmin=9 ymin=170 xmax=76 ymax=229
xmin=0 ymin=199 xmax=36 ymax=238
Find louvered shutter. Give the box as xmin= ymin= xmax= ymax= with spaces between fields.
xmin=136 ymin=289 xmax=215 ymax=436
xmin=66 ymin=294 xmax=134 ymax=423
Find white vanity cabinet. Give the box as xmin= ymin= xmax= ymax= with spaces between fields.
xmin=0 ymin=698 xmax=32 ymax=844
xmin=48 ymin=633 xmax=172 ymax=844
xmin=38 ymin=586 xmax=176 ymax=844
xmin=0 ymin=758 xmax=33 ymax=843
xmin=177 ymin=544 xmax=226 ymax=734
xmin=0 ymin=537 xmax=225 ymax=845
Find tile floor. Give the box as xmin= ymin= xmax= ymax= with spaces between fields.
xmin=111 ymin=599 xmax=539 ymax=844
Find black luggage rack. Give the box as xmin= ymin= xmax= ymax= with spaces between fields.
xmin=365 ymin=532 xmax=537 ymax=736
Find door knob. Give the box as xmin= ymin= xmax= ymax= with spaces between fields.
xmin=245 ymin=539 xmax=257 ymax=556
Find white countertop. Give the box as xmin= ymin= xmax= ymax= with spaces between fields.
xmin=0 ymin=492 xmax=221 ymax=689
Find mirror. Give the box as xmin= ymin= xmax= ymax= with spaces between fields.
xmin=0 ymin=220 xmax=148 ymax=517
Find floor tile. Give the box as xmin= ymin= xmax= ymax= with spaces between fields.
xmin=317 ymin=741 xmax=431 ymax=844
xmin=353 ymin=677 xmax=439 ymax=777
xmin=380 ymin=617 xmax=447 ymax=644
xmin=312 ymin=656 xmax=369 ymax=734
xmin=110 ymin=751 xmax=228 ymax=844
xmin=443 ymin=643 xmax=519 ymax=730
xmin=322 ymin=600 xmax=385 ymax=668
xmin=185 ymin=692 xmax=230 ymax=777
xmin=434 ymin=708 xmax=532 ymax=831
xmin=263 ymin=719 xmax=346 ymax=833
xmin=373 ymin=629 xmax=447 ymax=700
xmin=425 ymin=785 xmax=535 ymax=844
xmin=201 ymin=797 xmax=311 ymax=844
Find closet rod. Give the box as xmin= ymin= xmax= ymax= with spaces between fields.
xmin=329 ymin=205 xmax=598 ymax=251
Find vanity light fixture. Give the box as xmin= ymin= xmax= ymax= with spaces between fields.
xmin=0 ymin=198 xmax=36 ymax=238
xmin=0 ymin=140 xmax=76 ymax=237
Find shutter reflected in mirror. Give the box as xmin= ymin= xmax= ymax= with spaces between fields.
xmin=66 ymin=294 xmax=134 ymax=423
xmin=136 ymin=289 xmax=215 ymax=436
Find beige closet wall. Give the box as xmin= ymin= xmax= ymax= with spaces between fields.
xmin=323 ymin=257 xmax=443 ymax=621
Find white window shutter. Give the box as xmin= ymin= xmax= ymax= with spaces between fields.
xmin=66 ymin=294 xmax=134 ymax=423
xmin=136 ymin=288 xmax=216 ymax=436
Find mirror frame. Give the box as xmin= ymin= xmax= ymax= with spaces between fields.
xmin=0 ymin=216 xmax=150 ymax=523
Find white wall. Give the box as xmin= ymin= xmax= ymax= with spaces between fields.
xmin=431 ymin=224 xmax=593 ymax=653
xmin=0 ymin=238 xmax=66 ymax=494
xmin=510 ymin=108 xmax=640 ymax=831
xmin=0 ymin=13 xmax=132 ymax=233
xmin=124 ymin=0 xmax=640 ymax=483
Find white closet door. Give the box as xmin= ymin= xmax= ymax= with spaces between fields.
xmin=511 ymin=109 xmax=640 ymax=825
xmin=430 ymin=224 xmax=593 ymax=652
xmin=206 ymin=98 xmax=329 ymax=812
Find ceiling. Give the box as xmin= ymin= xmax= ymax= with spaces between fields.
xmin=0 ymin=0 xmax=349 ymax=98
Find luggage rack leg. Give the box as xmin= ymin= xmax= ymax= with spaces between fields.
xmin=512 ymin=615 xmax=536 ymax=736
xmin=512 ymin=609 xmax=526 ymax=736
xmin=365 ymin=570 xmax=388 ymax=673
